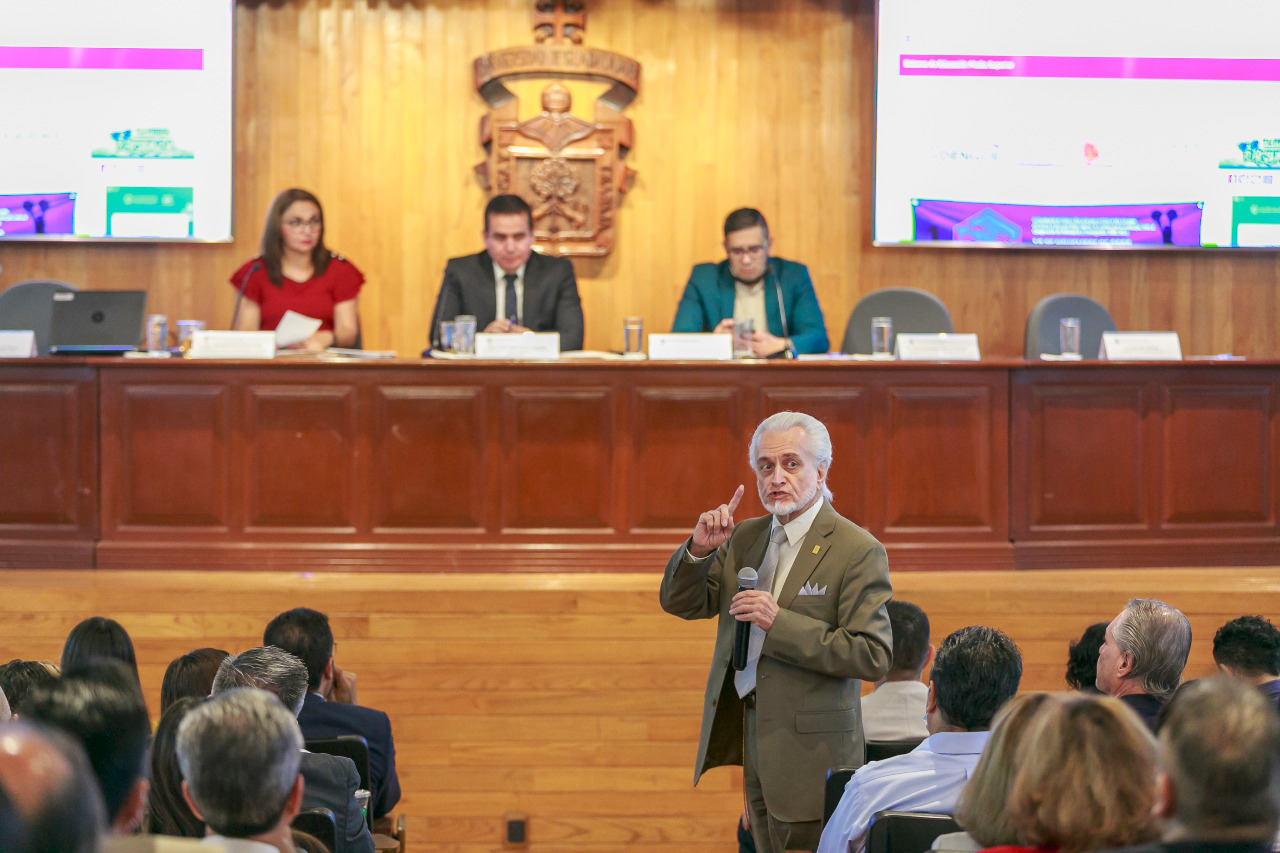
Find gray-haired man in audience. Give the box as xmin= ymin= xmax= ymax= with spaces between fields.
xmin=1100 ymin=676 xmax=1279 ymax=853
xmin=212 ymin=647 xmax=374 ymax=853
xmin=178 ymin=688 xmax=305 ymax=853
xmin=1096 ymin=598 xmax=1191 ymax=730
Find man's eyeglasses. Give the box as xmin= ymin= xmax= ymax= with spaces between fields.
xmin=727 ymin=244 xmax=767 ymax=259
xmin=284 ymin=217 xmax=323 ymax=231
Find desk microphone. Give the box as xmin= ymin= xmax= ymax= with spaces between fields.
xmin=732 ymin=567 xmax=758 ymax=671
xmin=230 ymin=259 xmax=262 ymax=331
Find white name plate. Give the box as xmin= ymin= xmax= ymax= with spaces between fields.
xmin=1099 ymin=332 xmax=1182 ymax=361
xmin=895 ymin=333 xmax=981 ymax=362
xmin=188 ymin=331 xmax=276 ymax=360
xmin=475 ymin=332 xmax=561 ymax=359
xmin=648 ymin=333 xmax=733 ymax=361
xmin=0 ymin=330 xmax=37 ymax=358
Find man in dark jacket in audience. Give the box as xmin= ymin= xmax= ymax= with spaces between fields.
xmin=1096 ymin=598 xmax=1191 ymax=730
xmin=1212 ymin=615 xmax=1280 ymax=710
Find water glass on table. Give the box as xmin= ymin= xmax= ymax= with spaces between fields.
xmin=1059 ymin=317 xmax=1082 ymax=358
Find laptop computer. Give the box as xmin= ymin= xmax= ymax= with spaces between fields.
xmin=48 ymin=290 xmax=147 ymax=355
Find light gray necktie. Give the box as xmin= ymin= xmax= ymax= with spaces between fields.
xmin=735 ymin=524 xmax=787 ymax=698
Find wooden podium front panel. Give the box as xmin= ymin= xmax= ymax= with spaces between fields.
xmin=1160 ymin=383 xmax=1274 ymax=528
xmin=628 ymin=384 xmax=750 ymax=533
xmin=244 ymin=384 xmax=359 ymax=531
xmin=106 ymin=382 xmax=232 ymax=531
xmin=370 ymin=385 xmax=488 ymax=532
xmin=884 ymin=383 xmax=1003 ymax=535
xmin=0 ymin=365 xmax=97 ymax=567
xmin=500 ymin=386 xmax=616 ymax=532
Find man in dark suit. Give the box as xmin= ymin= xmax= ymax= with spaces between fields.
xmin=1096 ymin=598 xmax=1191 ymax=730
xmin=430 ymin=194 xmax=584 ymax=350
xmin=671 ymin=208 xmax=829 ymax=355
xmin=660 ymin=411 xmax=893 ymax=853
xmin=211 ymin=647 xmax=374 ymax=853
xmin=265 ymin=607 xmax=400 ymax=820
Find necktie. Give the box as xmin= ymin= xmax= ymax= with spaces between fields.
xmin=504 ymin=273 xmax=519 ymax=324
xmin=734 ymin=524 xmax=788 ymax=698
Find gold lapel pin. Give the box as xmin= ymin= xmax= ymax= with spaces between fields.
xmin=812 ymin=545 xmax=821 ymax=555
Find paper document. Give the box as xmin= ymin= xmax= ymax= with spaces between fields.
xmin=275 ymin=310 xmax=322 ymax=348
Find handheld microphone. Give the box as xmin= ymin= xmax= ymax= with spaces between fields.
xmin=732 ymin=567 xmax=758 ymax=671
xmin=230 ymin=259 xmax=262 ymax=331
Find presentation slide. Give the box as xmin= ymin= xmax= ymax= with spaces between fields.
xmin=875 ymin=0 xmax=1280 ymax=249
xmin=0 ymin=0 xmax=233 ymax=242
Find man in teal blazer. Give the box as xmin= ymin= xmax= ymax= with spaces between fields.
xmin=660 ymin=411 xmax=893 ymax=853
xmin=671 ymin=208 xmax=830 ymax=355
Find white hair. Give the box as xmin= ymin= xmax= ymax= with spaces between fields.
xmin=749 ymin=411 xmax=834 ymax=502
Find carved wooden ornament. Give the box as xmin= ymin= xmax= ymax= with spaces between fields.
xmin=474 ymin=1 xmax=639 ymax=257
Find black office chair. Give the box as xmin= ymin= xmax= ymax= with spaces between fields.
xmin=866 ymin=738 xmax=924 ymax=763
xmin=0 ymin=279 xmax=77 ymax=356
xmin=293 ymin=807 xmax=337 ymax=853
xmin=866 ymin=810 xmax=961 ymax=853
xmin=842 ymin=288 xmax=953 ymax=354
xmin=823 ymin=765 xmax=860 ymax=827
xmin=1024 ymin=293 xmax=1116 ymax=359
xmin=306 ymin=735 xmax=373 ymax=829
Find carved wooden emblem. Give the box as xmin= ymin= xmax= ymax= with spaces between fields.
xmin=474 ymin=1 xmax=639 ymax=257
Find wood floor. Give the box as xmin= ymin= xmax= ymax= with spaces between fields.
xmin=1 ymin=566 xmax=1277 ymax=852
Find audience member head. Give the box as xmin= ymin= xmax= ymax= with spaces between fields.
xmin=60 ymin=617 xmax=140 ymax=687
xmin=0 ymin=660 xmax=60 ymax=716
xmin=0 ymin=720 xmax=106 ymax=853
xmin=19 ymin=660 xmax=149 ymax=834
xmin=211 ymin=646 xmax=309 ymax=717
xmin=177 ymin=687 xmax=305 ymax=843
xmin=954 ymin=691 xmax=1052 ymax=847
xmin=1096 ymin=598 xmax=1191 ymax=701
xmin=927 ymin=625 xmax=1022 ymax=732
xmin=145 ymin=697 xmax=206 ymax=838
xmin=883 ymin=600 xmax=932 ymax=681
xmin=160 ymin=648 xmax=230 ymax=713
xmin=1213 ymin=615 xmax=1280 ymax=685
xmin=264 ymin=607 xmax=334 ymax=693
xmin=1008 ymin=693 xmax=1158 ymax=853
xmin=1065 ymin=621 xmax=1107 ymax=692
xmin=1155 ymin=675 xmax=1280 ymax=841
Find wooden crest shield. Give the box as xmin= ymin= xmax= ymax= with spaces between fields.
xmin=474 ymin=2 xmax=639 ymax=257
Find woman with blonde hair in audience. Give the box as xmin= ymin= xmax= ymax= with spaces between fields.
xmin=931 ymin=692 xmax=1052 ymax=852
xmin=986 ymin=693 xmax=1159 ymax=853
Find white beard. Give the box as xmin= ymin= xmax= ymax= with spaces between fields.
xmin=761 ymin=480 xmax=819 ymax=518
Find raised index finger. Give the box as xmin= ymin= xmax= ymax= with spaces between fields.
xmin=726 ymin=484 xmax=745 ymax=516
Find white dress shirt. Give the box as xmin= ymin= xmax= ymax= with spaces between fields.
xmin=860 ymin=680 xmax=930 ymax=740
xmin=491 ymin=260 xmax=527 ymax=324
xmin=816 ymin=730 xmax=990 ymax=853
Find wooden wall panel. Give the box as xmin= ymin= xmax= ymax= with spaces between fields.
xmin=0 ymin=567 xmax=1277 ymax=852
xmin=2 ymin=0 xmax=1276 ymax=359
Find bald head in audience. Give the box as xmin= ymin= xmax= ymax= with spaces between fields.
xmin=0 ymin=720 xmax=107 ymax=853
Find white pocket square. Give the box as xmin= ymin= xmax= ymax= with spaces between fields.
xmin=797 ymin=582 xmax=827 ymax=596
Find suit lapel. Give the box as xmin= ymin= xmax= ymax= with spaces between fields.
xmin=523 ymin=252 xmax=545 ymax=328
xmin=474 ymin=251 xmax=498 ymax=324
xmin=717 ymin=263 xmax=735 ymax=323
xmin=777 ymin=500 xmax=835 ymax=609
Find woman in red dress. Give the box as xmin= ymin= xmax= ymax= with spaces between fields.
xmin=230 ymin=188 xmax=364 ymax=351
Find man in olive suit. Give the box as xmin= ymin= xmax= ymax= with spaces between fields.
xmin=660 ymin=411 xmax=893 ymax=853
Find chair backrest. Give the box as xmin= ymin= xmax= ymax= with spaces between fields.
xmin=823 ymin=766 xmax=860 ymax=828
xmin=1024 ymin=293 xmax=1117 ymax=359
xmin=306 ymin=735 xmax=372 ymax=828
xmin=866 ymin=811 xmax=961 ymax=853
xmin=842 ymin=288 xmax=953 ymax=354
xmin=293 ymin=807 xmax=337 ymax=853
xmin=866 ymin=738 xmax=924 ymax=763
xmin=0 ymin=279 xmax=78 ymax=355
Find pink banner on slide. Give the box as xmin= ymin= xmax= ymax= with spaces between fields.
xmin=900 ymin=54 xmax=1280 ymax=81
xmin=0 ymin=46 xmax=203 ymax=71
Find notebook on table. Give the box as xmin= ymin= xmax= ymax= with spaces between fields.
xmin=48 ymin=290 xmax=147 ymax=355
